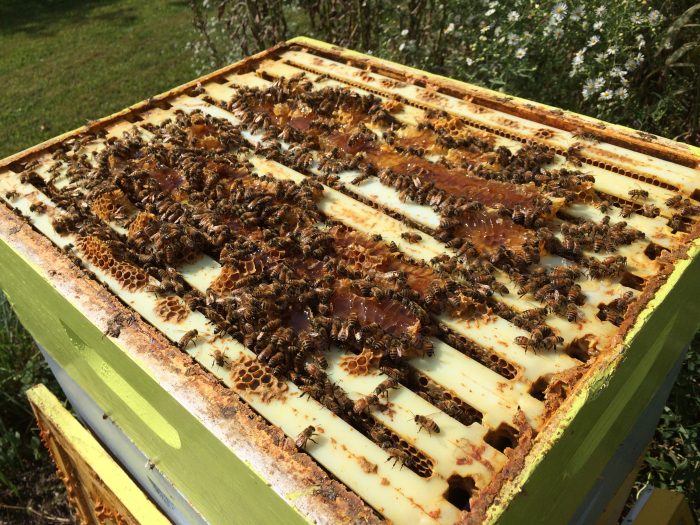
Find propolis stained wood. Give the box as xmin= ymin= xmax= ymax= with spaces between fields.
xmin=0 ymin=37 xmax=698 ymax=524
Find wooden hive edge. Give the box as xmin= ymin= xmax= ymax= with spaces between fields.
xmin=288 ymin=36 xmax=700 ymax=169
xmin=473 ymin=228 xmax=700 ymax=525
xmin=0 ymin=202 xmax=382 ymax=525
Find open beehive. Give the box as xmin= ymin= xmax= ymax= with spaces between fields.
xmin=1 ymin=37 xmax=699 ymax=524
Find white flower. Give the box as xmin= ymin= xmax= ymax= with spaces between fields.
xmin=399 ymin=43 xmax=406 ymax=51
xmin=593 ymin=21 xmax=603 ymax=31
xmin=507 ymin=33 xmax=519 ymax=46
xmin=610 ymin=66 xmax=626 ymax=78
xmin=485 ymin=8 xmax=496 ymax=16
xmin=615 ymin=87 xmax=629 ymax=99
xmin=582 ymin=85 xmax=593 ymax=99
xmin=648 ymin=10 xmax=662 ymax=25
xmin=481 ymin=23 xmax=492 ymax=33
xmin=593 ymin=76 xmax=605 ymax=90
xmin=488 ymin=1 xmax=499 ymax=7
xmin=515 ymin=47 xmax=527 ymax=59
xmin=605 ymin=46 xmax=618 ymax=56
xmin=550 ymin=12 xmax=564 ymax=25
xmin=599 ymin=90 xmax=613 ymax=101
xmin=507 ymin=10 xmax=520 ymax=22
xmin=494 ymin=26 xmax=502 ymax=36
xmin=636 ymin=34 xmax=646 ymax=48
xmin=466 ymin=57 xmax=474 ymax=66
xmin=572 ymin=49 xmax=585 ymax=68
xmin=595 ymin=6 xmax=606 ymax=17
xmin=445 ymin=22 xmax=455 ymax=34
xmin=634 ymin=52 xmax=644 ymax=65
xmin=552 ymin=2 xmax=567 ymax=16
xmin=587 ymin=35 xmax=600 ymax=47
xmin=553 ymin=27 xmax=564 ymax=39
xmin=631 ymin=13 xmax=644 ymax=24
xmin=401 ymin=28 xmax=409 ymax=36
xmin=570 ymin=6 xmax=584 ymax=21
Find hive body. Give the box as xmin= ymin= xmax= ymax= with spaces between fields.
xmin=0 ymin=37 xmax=698 ymax=524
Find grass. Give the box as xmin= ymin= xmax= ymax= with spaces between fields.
xmin=0 ymin=0 xmax=197 ymax=159
xmin=0 ymin=0 xmax=698 ymax=521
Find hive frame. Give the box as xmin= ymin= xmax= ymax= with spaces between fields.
xmin=0 ymin=37 xmax=698 ymax=524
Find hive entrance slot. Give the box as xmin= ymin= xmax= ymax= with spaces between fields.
xmin=619 ymin=272 xmax=645 ymax=291
xmin=444 ymin=475 xmax=475 ymax=511
xmin=643 ymin=243 xmax=668 ymax=261
xmin=529 ymin=377 xmax=549 ymax=402
xmin=565 ymin=336 xmax=594 ymax=363
xmin=483 ymin=423 xmax=518 ymax=453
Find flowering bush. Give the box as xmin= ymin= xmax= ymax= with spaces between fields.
xmin=189 ymin=0 xmax=700 ymax=143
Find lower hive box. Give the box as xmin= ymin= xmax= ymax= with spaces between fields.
xmin=0 ymin=37 xmax=699 ymax=524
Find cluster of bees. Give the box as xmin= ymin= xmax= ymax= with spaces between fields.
xmin=13 ymin=75 xmax=675 ymax=475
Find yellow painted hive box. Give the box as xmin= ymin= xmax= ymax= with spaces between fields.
xmin=0 ymin=37 xmax=699 ymax=524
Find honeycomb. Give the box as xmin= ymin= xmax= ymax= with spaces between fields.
xmin=2 ymin=40 xmax=699 ymax=525
xmin=339 ymin=348 xmax=381 ymax=375
xmin=127 ymin=211 xmax=155 ymax=239
xmin=89 ymin=189 xmax=133 ymax=223
xmin=155 ymin=296 xmax=189 ymax=323
xmin=230 ymin=355 xmax=288 ymax=403
xmin=75 ymin=236 xmax=148 ymax=291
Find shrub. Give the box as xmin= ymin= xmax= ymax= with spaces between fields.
xmin=189 ymin=0 xmax=700 ymax=144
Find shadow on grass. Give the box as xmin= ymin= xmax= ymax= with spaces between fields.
xmin=0 ymin=0 xmax=137 ymax=37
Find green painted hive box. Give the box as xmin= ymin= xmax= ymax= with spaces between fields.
xmin=1 ymin=37 xmax=699 ymax=524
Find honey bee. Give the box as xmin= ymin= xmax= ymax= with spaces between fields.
xmin=400 ymin=232 xmax=422 ymax=243
xmin=515 ymin=335 xmax=532 ymax=350
xmin=295 ymin=425 xmax=318 ymax=449
xmin=29 ymin=201 xmax=47 ymax=214
xmin=620 ymin=204 xmax=634 ymax=218
xmin=212 ymin=349 xmax=225 ymax=367
xmin=353 ymin=394 xmax=384 ymax=415
xmin=414 ymin=414 xmax=440 ymax=435
xmin=640 ymin=204 xmax=660 ymax=218
xmin=4 ymin=190 xmax=19 ymax=201
xmin=382 ymin=443 xmax=411 ymax=469
xmin=628 ymin=189 xmax=649 ymax=200
xmin=665 ymin=194 xmax=682 ymax=208
xmin=177 ymin=329 xmax=199 ymax=349
xmin=373 ymin=378 xmax=399 ymax=401
xmin=668 ymin=214 xmax=685 ymax=232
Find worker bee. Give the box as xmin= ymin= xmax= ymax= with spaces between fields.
xmin=640 ymin=204 xmax=660 ymax=218
xmin=373 ymin=378 xmax=399 ymax=401
xmin=628 ymin=189 xmax=649 ymax=200
xmin=212 ymin=349 xmax=225 ymax=367
xmin=295 ymin=425 xmax=318 ymax=449
xmin=565 ymin=303 xmax=579 ymax=322
xmin=353 ymin=394 xmax=384 ymax=415
xmin=413 ymin=414 xmax=440 ymax=435
xmin=4 ymin=190 xmax=19 ymax=201
xmin=665 ymin=194 xmax=682 ymax=208
xmin=382 ymin=442 xmax=411 ymax=469
xmin=177 ymin=329 xmax=199 ymax=349
xmin=400 ymin=231 xmax=422 ymax=243
xmin=668 ymin=214 xmax=685 ymax=232
xmin=515 ymin=335 xmax=531 ymax=350
xmin=597 ymin=200 xmax=611 ymax=213
xmin=620 ymin=204 xmax=634 ymax=218
xmin=29 ymin=201 xmax=47 ymax=214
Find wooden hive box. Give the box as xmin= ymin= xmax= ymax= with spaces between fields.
xmin=1 ymin=37 xmax=698 ymax=524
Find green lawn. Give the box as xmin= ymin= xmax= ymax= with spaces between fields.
xmin=0 ymin=0 xmax=197 ymax=158
xmin=0 ymin=0 xmax=697 ymax=521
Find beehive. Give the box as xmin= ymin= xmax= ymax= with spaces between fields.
xmin=0 ymin=37 xmax=698 ymax=524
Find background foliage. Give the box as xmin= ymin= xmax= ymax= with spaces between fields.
xmin=190 ymin=0 xmax=700 ymax=145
